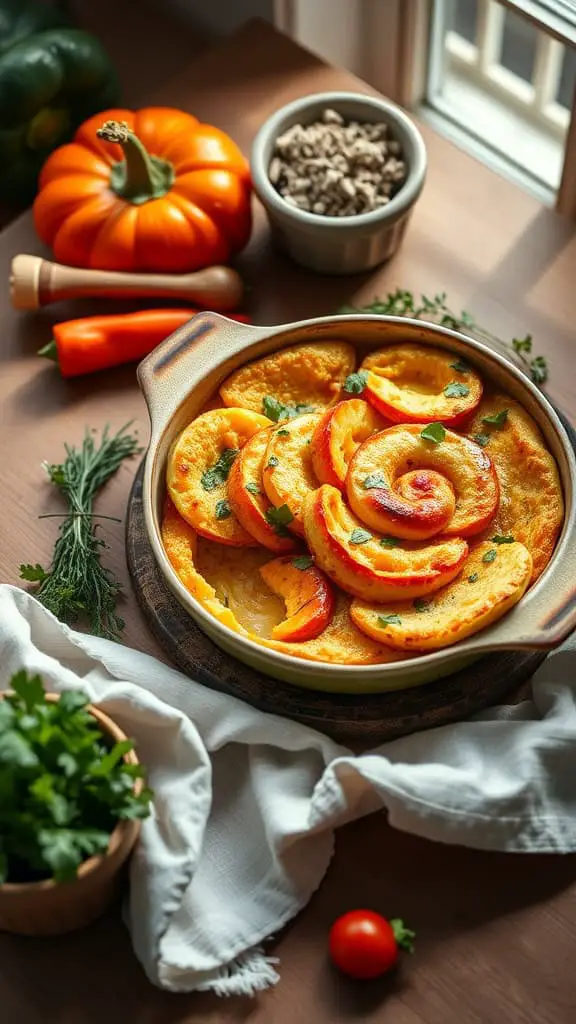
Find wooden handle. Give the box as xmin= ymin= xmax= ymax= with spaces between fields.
xmin=9 ymin=255 xmax=244 ymax=311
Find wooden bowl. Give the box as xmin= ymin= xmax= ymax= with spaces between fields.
xmin=0 ymin=696 xmax=142 ymax=937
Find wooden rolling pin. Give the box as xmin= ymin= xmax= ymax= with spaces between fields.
xmin=10 ymin=254 xmax=244 ymax=312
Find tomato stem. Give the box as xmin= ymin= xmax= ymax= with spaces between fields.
xmin=97 ymin=120 xmax=173 ymax=205
xmin=390 ymin=918 xmax=416 ymax=953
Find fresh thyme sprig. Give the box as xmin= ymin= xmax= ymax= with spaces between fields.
xmin=339 ymin=289 xmax=548 ymax=386
xmin=20 ymin=424 xmax=140 ymax=640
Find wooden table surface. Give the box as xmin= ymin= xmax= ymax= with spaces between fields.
xmin=2 ymin=14 xmax=576 ymax=1024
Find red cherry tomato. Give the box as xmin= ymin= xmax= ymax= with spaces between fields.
xmin=328 ymin=910 xmax=415 ymax=980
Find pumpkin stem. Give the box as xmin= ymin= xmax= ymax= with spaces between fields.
xmin=97 ymin=120 xmax=173 ymax=205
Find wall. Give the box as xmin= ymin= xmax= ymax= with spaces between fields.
xmin=162 ymin=0 xmax=274 ymax=38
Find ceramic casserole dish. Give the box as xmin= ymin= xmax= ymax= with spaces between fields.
xmin=138 ymin=313 xmax=576 ymax=694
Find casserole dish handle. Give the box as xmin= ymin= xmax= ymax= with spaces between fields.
xmin=137 ymin=312 xmax=287 ymax=442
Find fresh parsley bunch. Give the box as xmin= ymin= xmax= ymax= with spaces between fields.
xmin=0 ymin=671 xmax=152 ymax=885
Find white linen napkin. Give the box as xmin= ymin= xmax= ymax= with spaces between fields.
xmin=2 ymin=582 xmax=576 ymax=996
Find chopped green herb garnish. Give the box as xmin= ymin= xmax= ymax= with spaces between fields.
xmin=378 ymin=613 xmax=402 ymax=626
xmin=472 ymin=433 xmax=490 ymax=447
xmin=350 ymin=528 xmax=372 ymax=545
xmin=444 ymin=382 xmax=470 ymax=398
xmin=343 ymin=370 xmax=368 ymax=395
xmin=265 ymin=504 xmax=294 ymax=535
xmin=276 ymin=429 xmax=290 ymax=437
xmin=492 ymin=534 xmax=515 ymax=544
xmin=262 ymin=395 xmax=284 ymax=421
xmin=420 ymin=422 xmax=446 ymax=444
xmin=266 ymin=455 xmax=279 ymax=468
xmin=449 ymin=359 xmax=469 ymax=373
xmin=468 ymin=572 xmax=479 ymax=582
xmin=292 ymin=555 xmax=314 ymax=570
xmin=262 ymin=395 xmax=315 ymax=422
xmin=245 ymin=482 xmax=260 ymax=495
xmin=482 ymin=409 xmax=509 ymax=428
xmin=413 ymin=598 xmax=430 ymax=612
xmin=201 ymin=448 xmax=239 ymax=491
xmin=215 ymin=499 xmax=232 ymax=520
xmin=380 ymin=535 xmax=401 ymax=548
xmin=482 ymin=548 xmax=497 ymax=563
xmin=363 ymin=472 xmax=386 ymax=489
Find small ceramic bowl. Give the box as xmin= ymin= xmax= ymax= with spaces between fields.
xmin=250 ymin=90 xmax=427 ymax=275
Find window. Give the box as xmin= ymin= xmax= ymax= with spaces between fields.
xmin=276 ymin=0 xmax=576 ymax=216
xmin=426 ymin=0 xmax=576 ymax=199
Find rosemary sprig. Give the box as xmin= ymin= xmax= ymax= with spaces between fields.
xmin=20 ymin=424 xmax=140 ymax=640
xmin=339 ymin=289 xmax=548 ymax=386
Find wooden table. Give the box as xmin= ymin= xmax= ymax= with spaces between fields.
xmin=2 ymin=15 xmax=576 ymax=1024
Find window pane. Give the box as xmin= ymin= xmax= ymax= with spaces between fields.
xmin=500 ymin=7 xmax=538 ymax=82
xmin=425 ymin=0 xmax=567 ymax=197
xmin=452 ymin=0 xmax=478 ymax=42
xmin=557 ymin=45 xmax=576 ymax=108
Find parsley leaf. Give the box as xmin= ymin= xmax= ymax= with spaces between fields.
xmin=363 ymin=472 xmax=386 ymax=489
xmin=468 ymin=572 xmax=479 ymax=582
xmin=492 ymin=534 xmax=515 ymax=544
xmin=292 ymin=555 xmax=314 ymax=570
xmin=350 ymin=528 xmax=372 ymax=545
xmin=482 ymin=548 xmax=497 ymax=563
xmin=413 ymin=598 xmax=430 ymax=612
xmin=215 ymin=499 xmax=232 ymax=520
xmin=444 ymin=382 xmax=470 ymax=398
xmin=449 ymin=359 xmax=469 ymax=373
xmin=378 ymin=613 xmax=402 ymax=626
xmin=266 ymin=455 xmax=279 ymax=468
xmin=10 ymin=670 xmax=45 ymax=712
xmin=245 ymin=482 xmax=260 ymax=495
xmin=276 ymin=429 xmax=290 ymax=437
xmin=39 ymin=828 xmax=111 ymax=883
xmin=343 ymin=370 xmax=368 ymax=395
xmin=262 ymin=396 xmax=315 ymax=422
xmin=380 ymin=535 xmax=401 ymax=548
xmin=420 ymin=422 xmax=446 ymax=444
xmin=472 ymin=433 xmax=490 ymax=447
xmin=201 ymin=448 xmax=239 ymax=491
xmin=262 ymin=396 xmax=285 ymax=421
xmin=265 ymin=504 xmax=294 ymax=535
xmin=19 ymin=563 xmax=48 ymax=583
xmin=482 ymin=409 xmax=509 ymax=428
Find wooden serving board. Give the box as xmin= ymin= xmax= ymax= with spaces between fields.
xmin=126 ymin=462 xmax=551 ymax=742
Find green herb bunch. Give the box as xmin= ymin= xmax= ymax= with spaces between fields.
xmin=339 ymin=289 xmax=548 ymax=386
xmin=20 ymin=424 xmax=140 ymax=640
xmin=0 ymin=671 xmax=152 ymax=885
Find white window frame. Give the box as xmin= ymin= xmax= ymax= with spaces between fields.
xmin=274 ymin=0 xmax=576 ymax=218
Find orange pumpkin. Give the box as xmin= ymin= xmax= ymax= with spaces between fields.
xmin=33 ymin=107 xmax=252 ymax=273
